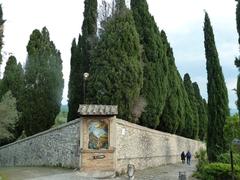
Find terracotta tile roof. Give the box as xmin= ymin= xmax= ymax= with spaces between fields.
xmin=78 ymin=104 xmax=118 ymax=116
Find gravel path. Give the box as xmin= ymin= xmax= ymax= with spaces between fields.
xmin=0 ymin=161 xmax=197 ymax=180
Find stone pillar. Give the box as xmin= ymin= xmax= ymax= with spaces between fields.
xmin=78 ymin=105 xmax=118 ymax=172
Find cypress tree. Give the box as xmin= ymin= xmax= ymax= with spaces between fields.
xmin=204 ymin=12 xmax=229 ymax=162
xmin=67 ymin=36 xmax=84 ymax=121
xmin=0 ymin=4 xmax=6 ymax=66
xmin=87 ymin=0 xmax=143 ymax=120
xmin=236 ymin=0 xmax=240 ymax=45
xmin=183 ymin=73 xmax=199 ymax=139
xmin=81 ymin=0 xmax=97 ymax=71
xmin=235 ymin=0 xmax=240 ymax=121
xmin=67 ymin=38 xmax=77 ymax=122
xmin=22 ymin=27 xmax=64 ymax=136
xmin=193 ymin=82 xmax=208 ymax=141
xmin=0 ymin=56 xmax=24 ymax=137
xmin=67 ymin=0 xmax=97 ymax=121
xmin=159 ymin=31 xmax=185 ymax=134
xmin=0 ymin=80 xmax=2 ymax=92
xmin=182 ymin=86 xmax=194 ymax=139
xmin=0 ymin=56 xmax=24 ymax=103
xmin=131 ymin=0 xmax=169 ymax=128
xmin=236 ymin=76 xmax=240 ymax=119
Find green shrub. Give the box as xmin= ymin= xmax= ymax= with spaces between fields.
xmin=193 ymin=149 xmax=209 ymax=179
xmin=53 ymin=111 xmax=67 ymax=127
xmin=217 ymin=153 xmax=240 ymax=165
xmin=0 ymin=173 xmax=8 ymax=180
xmin=201 ymin=163 xmax=240 ymax=180
xmin=224 ymin=114 xmax=240 ymax=149
xmin=195 ymin=148 xmax=208 ymax=172
xmin=0 ymin=91 xmax=19 ymax=146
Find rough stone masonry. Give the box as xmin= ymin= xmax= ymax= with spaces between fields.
xmin=0 ymin=119 xmax=81 ymax=168
xmin=0 ymin=105 xmax=205 ymax=174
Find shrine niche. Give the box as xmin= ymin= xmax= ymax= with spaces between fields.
xmin=88 ymin=120 xmax=109 ymax=149
xmin=78 ymin=104 xmax=118 ymax=172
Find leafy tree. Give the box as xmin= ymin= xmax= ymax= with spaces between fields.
xmin=224 ymin=114 xmax=240 ymax=148
xmin=22 ymin=27 xmax=64 ymax=136
xmin=159 ymin=31 xmax=185 ymax=134
xmin=54 ymin=111 xmax=67 ymax=128
xmin=67 ymin=0 xmax=97 ymax=121
xmin=0 ymin=56 xmax=24 ymax=136
xmin=0 ymin=91 xmax=19 ymax=146
xmin=193 ymin=82 xmax=208 ymax=140
xmin=204 ymin=12 xmax=229 ymax=162
xmin=0 ymin=4 xmax=5 ymax=66
xmin=131 ymin=0 xmax=169 ymax=128
xmin=183 ymin=73 xmax=199 ymax=139
xmin=87 ymin=0 xmax=143 ymax=120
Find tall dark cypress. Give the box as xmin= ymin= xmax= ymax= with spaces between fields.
xmin=131 ymin=0 xmax=169 ymax=128
xmin=159 ymin=31 xmax=185 ymax=134
xmin=235 ymin=0 xmax=240 ymax=121
xmin=67 ymin=36 xmax=84 ymax=121
xmin=67 ymin=0 xmax=97 ymax=121
xmin=236 ymin=0 xmax=240 ymax=45
xmin=193 ymin=82 xmax=208 ymax=141
xmin=183 ymin=73 xmax=199 ymax=139
xmin=204 ymin=12 xmax=229 ymax=162
xmin=67 ymin=38 xmax=78 ymax=121
xmin=87 ymin=0 xmax=143 ymax=120
xmin=81 ymin=0 xmax=97 ymax=72
xmin=0 ymin=4 xmax=6 ymax=66
xmin=22 ymin=27 xmax=64 ymax=136
xmin=182 ymin=85 xmax=194 ymax=138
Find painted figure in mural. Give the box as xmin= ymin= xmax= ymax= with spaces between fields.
xmin=186 ymin=151 xmax=191 ymax=165
xmin=181 ymin=151 xmax=186 ymax=164
xmin=88 ymin=121 xmax=109 ymax=149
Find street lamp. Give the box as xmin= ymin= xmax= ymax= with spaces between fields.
xmin=83 ymin=72 xmax=89 ymax=104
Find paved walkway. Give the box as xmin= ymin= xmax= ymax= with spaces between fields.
xmin=117 ymin=161 xmax=197 ymax=180
xmin=0 ymin=161 xmax=197 ymax=180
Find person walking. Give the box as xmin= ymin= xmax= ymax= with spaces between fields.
xmin=181 ymin=151 xmax=186 ymax=164
xmin=186 ymin=151 xmax=191 ymax=165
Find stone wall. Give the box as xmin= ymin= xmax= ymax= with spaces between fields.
xmin=0 ymin=117 xmax=206 ymax=172
xmin=115 ymin=119 xmax=206 ymax=173
xmin=0 ymin=119 xmax=81 ymax=168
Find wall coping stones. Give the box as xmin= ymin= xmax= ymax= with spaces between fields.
xmin=117 ymin=154 xmax=179 ymax=160
xmin=0 ymin=118 xmax=81 ymax=150
xmin=116 ymin=118 xmax=204 ymax=143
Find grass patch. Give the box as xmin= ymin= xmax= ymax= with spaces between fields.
xmin=0 ymin=173 xmax=8 ymax=180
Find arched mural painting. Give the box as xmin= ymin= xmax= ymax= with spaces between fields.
xmin=88 ymin=120 xmax=109 ymax=149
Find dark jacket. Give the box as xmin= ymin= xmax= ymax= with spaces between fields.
xmin=181 ymin=152 xmax=185 ymax=160
xmin=186 ymin=151 xmax=191 ymax=159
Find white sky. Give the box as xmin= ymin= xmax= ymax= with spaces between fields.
xmin=0 ymin=0 xmax=238 ymax=109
